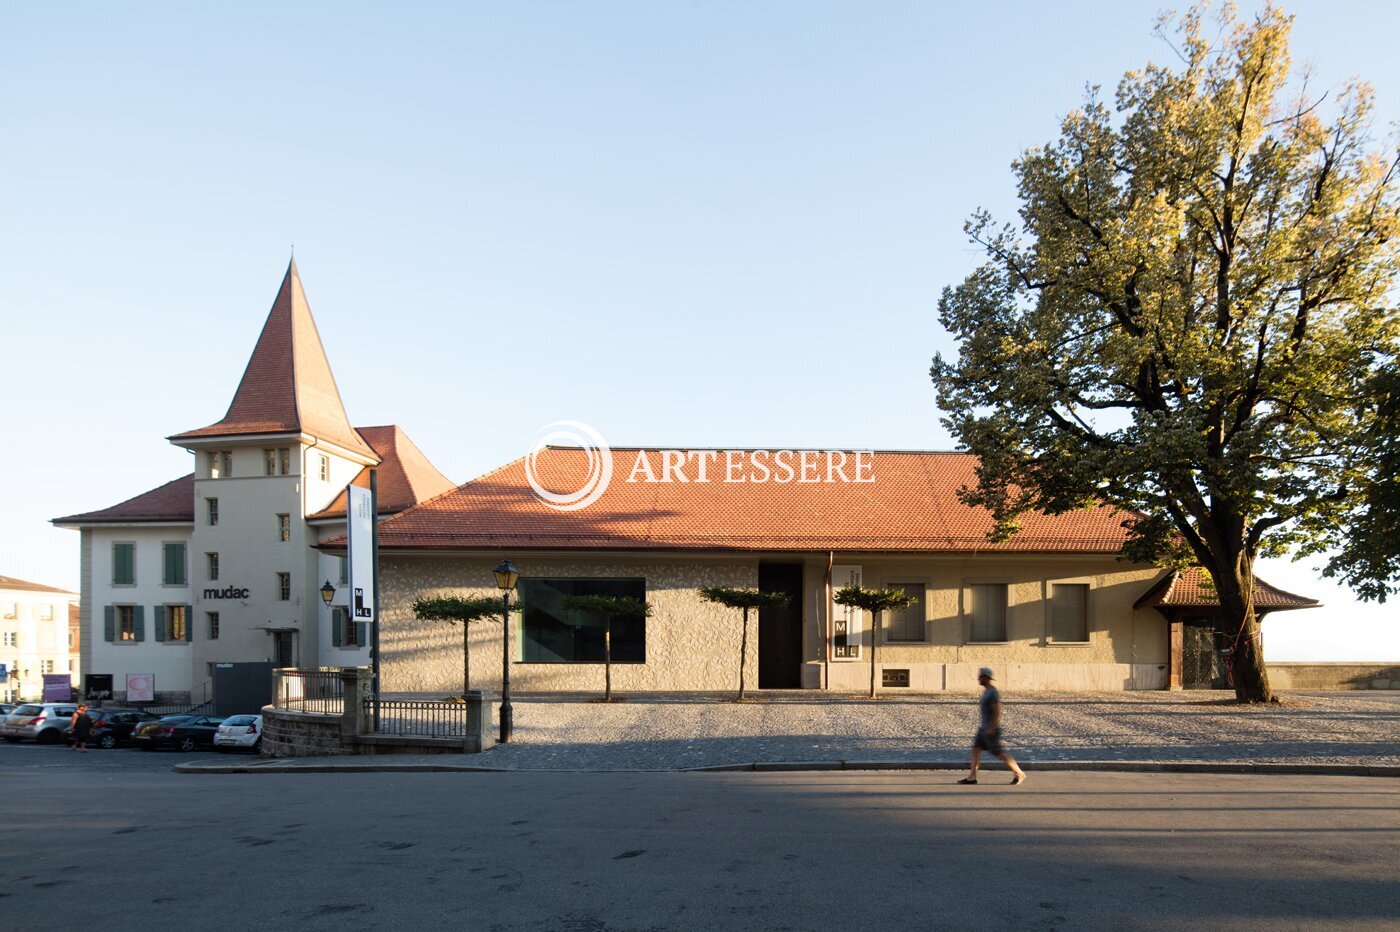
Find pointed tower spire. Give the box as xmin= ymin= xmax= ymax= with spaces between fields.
xmin=169 ymin=261 xmax=378 ymax=460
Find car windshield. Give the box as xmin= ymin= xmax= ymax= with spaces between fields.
xmin=13 ymin=705 xmax=42 ymax=715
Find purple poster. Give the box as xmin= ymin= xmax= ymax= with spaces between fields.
xmin=42 ymin=674 xmax=71 ymax=702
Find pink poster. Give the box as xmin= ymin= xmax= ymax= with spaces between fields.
xmin=126 ymin=673 xmax=155 ymax=702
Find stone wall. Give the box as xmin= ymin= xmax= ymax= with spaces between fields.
xmin=261 ymin=706 xmax=350 ymax=757
xmin=1267 ymin=663 xmax=1400 ymax=690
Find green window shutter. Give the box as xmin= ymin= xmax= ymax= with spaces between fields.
xmin=185 ymin=605 xmax=194 ymax=641
xmin=331 ymin=609 xmax=342 ymax=647
xmin=113 ymin=543 xmax=134 ymax=585
xmin=133 ymin=605 xmax=145 ymax=642
xmin=357 ymin=623 xmax=368 ymax=648
xmin=154 ymin=606 xmax=166 ymax=642
xmin=162 ymin=544 xmax=186 ymax=585
xmin=104 ymin=606 xmax=115 ymax=642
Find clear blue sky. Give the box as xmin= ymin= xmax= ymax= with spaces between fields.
xmin=2 ymin=2 xmax=1394 ymax=659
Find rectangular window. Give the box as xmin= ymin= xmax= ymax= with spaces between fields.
xmin=207 ymin=552 xmax=219 ymax=581
xmin=277 ymin=572 xmax=291 ymax=601
xmin=338 ymin=556 xmax=348 ymax=585
xmin=222 ymin=451 xmax=232 ymax=477
xmin=206 ymin=498 xmax=219 ymax=526
xmin=38 ymin=603 xmax=53 ymax=621
xmin=208 ymin=451 xmax=222 ymax=478
xmin=264 ymin=448 xmax=277 ymax=476
xmin=277 ymin=514 xmax=291 ymax=542
xmin=519 ymin=578 xmax=647 ymax=664
xmin=2 ymin=633 xmax=15 ymax=648
xmin=41 ymin=660 xmax=54 ymax=674
xmin=1050 ymin=583 xmax=1089 ymax=642
xmin=113 ymin=542 xmax=136 ymax=585
xmin=334 ymin=607 xmax=361 ymax=647
xmin=279 ymin=447 xmax=291 ymax=475
xmin=167 ymin=605 xmax=188 ymax=641
xmin=968 ymin=583 xmax=1008 ymax=642
xmin=884 ymin=582 xmax=926 ymax=642
xmin=318 ymin=454 xmax=329 ymax=481
xmin=207 ymin=611 xmax=219 ymax=640
xmin=162 ymin=542 xmax=187 ymax=586
xmin=116 ymin=605 xmax=136 ymax=641
xmin=0 ymin=602 xmax=12 ymax=619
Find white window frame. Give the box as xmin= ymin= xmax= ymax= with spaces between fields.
xmin=277 ymin=572 xmax=291 ymax=601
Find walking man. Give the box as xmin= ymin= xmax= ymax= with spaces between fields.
xmin=959 ymin=667 xmax=1026 ymax=785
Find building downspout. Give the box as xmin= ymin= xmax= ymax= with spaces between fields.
xmin=823 ymin=550 xmax=834 ymax=690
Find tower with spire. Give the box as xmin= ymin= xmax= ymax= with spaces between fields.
xmin=54 ymin=262 xmax=453 ymax=704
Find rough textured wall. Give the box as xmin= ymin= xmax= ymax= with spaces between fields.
xmin=379 ymin=555 xmax=758 ymax=696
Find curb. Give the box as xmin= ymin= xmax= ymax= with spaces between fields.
xmin=173 ymin=759 xmax=1400 ymax=777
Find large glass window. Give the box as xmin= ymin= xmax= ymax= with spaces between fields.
xmin=968 ymin=583 xmax=1008 ymax=642
xmin=519 ymin=578 xmax=646 ymax=664
xmin=1050 ymin=584 xmax=1089 ymax=642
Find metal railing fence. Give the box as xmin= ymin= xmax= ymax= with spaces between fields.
xmin=371 ymin=698 xmax=470 ymax=737
xmin=273 ymin=668 xmax=345 ymax=715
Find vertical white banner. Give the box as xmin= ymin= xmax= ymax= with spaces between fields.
xmin=831 ymin=564 xmax=863 ymax=660
xmin=347 ymin=485 xmax=375 ymax=624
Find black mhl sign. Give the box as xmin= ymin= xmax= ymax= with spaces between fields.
xmin=354 ymin=587 xmax=371 ymax=619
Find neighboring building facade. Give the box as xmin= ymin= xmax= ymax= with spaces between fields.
xmin=54 ymin=262 xmax=454 ymax=704
xmin=340 ymin=447 xmax=1318 ymax=695
xmin=0 ymin=575 xmax=79 ymax=703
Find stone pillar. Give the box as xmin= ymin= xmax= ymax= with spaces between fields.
xmin=462 ymin=689 xmax=496 ymax=753
xmin=339 ymin=667 xmax=373 ymax=737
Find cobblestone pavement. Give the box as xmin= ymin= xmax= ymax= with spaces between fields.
xmin=446 ymin=689 xmax=1400 ymax=771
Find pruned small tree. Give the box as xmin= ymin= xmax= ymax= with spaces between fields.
xmin=559 ymin=594 xmax=653 ymax=702
xmin=699 ymin=587 xmax=792 ymax=700
xmin=411 ymin=595 xmax=505 ymax=697
xmin=833 ymin=585 xmax=919 ymax=698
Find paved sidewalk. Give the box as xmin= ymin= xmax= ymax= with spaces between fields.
xmin=183 ymin=689 xmax=1399 ymax=773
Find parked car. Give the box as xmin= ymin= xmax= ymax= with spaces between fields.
xmin=213 ymin=715 xmax=263 ymax=752
xmin=0 ymin=703 xmax=15 ymax=716
xmin=62 ymin=708 xmax=163 ymax=749
xmin=1 ymin=703 xmax=80 ymax=744
xmin=130 ymin=714 xmax=226 ymax=752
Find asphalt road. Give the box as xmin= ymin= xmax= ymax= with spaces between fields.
xmin=1 ymin=745 xmax=1396 ymax=931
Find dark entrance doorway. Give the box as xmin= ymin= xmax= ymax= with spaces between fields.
xmin=1182 ymin=620 xmax=1228 ymax=689
xmin=758 ymin=563 xmax=804 ymax=689
xmin=272 ymin=631 xmax=296 ymax=668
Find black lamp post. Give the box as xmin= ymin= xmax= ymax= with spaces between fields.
xmin=319 ymin=580 xmax=336 ymax=608
xmin=493 ymin=559 xmax=519 ymax=743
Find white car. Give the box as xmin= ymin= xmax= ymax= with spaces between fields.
xmin=212 ymin=714 xmax=262 ymax=752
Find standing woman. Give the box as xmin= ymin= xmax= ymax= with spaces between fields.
xmin=70 ymin=704 xmax=93 ymax=753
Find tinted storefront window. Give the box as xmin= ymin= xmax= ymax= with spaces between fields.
xmin=519 ymin=578 xmax=646 ymax=663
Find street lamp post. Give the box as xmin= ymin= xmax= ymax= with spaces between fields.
xmin=319 ymin=580 xmax=336 ymax=609
xmin=493 ymin=559 xmax=519 ymax=743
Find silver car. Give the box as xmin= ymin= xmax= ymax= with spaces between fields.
xmin=1 ymin=703 xmax=79 ymax=744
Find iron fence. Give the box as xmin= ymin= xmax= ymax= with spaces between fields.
xmin=371 ymin=699 xmax=470 ymax=737
xmin=273 ymin=668 xmax=345 ymax=715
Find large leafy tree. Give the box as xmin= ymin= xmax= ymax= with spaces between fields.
xmin=930 ymin=5 xmax=1399 ymax=702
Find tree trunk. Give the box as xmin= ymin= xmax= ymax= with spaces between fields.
xmin=604 ymin=616 xmax=613 ymax=702
xmin=738 ymin=607 xmax=749 ymax=701
xmin=869 ymin=610 xmax=879 ymax=699
xmin=463 ymin=621 xmax=471 ymax=696
xmin=1210 ymin=556 xmax=1277 ymax=703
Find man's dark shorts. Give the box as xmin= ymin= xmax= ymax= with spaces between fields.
xmin=973 ymin=727 xmax=1004 ymax=755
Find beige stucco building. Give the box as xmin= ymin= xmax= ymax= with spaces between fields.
xmin=0 ymin=575 xmax=79 ymax=703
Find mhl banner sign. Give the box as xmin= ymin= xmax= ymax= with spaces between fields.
xmin=831 ymin=564 xmax=863 ymax=660
xmin=347 ymin=485 xmax=375 ymax=624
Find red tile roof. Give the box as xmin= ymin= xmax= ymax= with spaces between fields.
xmin=53 ymin=474 xmax=195 ymax=526
xmin=355 ymin=447 xmax=1140 ymax=553
xmin=0 ymin=575 xmax=76 ymax=595
xmin=311 ymin=425 xmax=457 ymax=519
xmin=1135 ymin=567 xmax=1320 ymax=612
xmin=168 ymin=260 xmax=377 ymax=459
